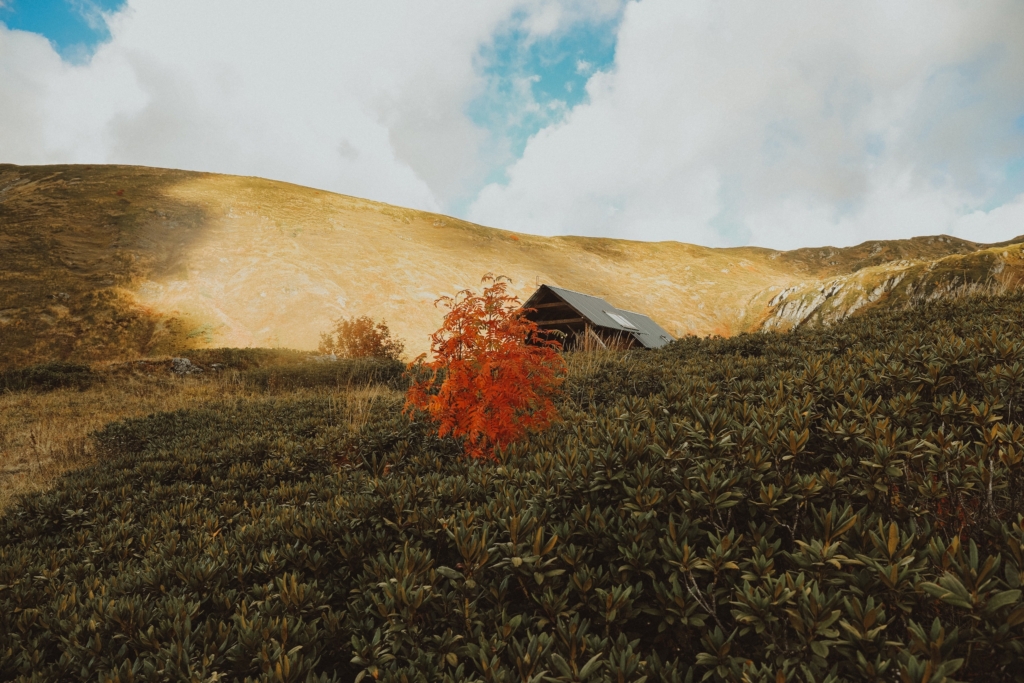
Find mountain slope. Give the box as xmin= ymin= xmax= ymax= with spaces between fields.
xmin=1 ymin=163 xmax=1021 ymax=368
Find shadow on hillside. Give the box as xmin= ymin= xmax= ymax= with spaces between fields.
xmin=0 ymin=164 xmax=218 ymax=369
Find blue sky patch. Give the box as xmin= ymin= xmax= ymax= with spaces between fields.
xmin=468 ymin=11 xmax=620 ymax=185
xmin=864 ymin=133 xmax=885 ymax=158
xmin=0 ymin=0 xmax=125 ymax=60
xmin=981 ymin=156 xmax=1024 ymax=211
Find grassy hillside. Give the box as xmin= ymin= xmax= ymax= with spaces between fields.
xmin=3 ymin=163 xmax=1022 ymax=369
xmin=0 ymin=352 xmax=404 ymax=511
xmin=1 ymin=291 xmax=1022 ymax=681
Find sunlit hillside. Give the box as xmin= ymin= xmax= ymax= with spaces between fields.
xmin=2 ymin=163 xmax=1022 ymax=368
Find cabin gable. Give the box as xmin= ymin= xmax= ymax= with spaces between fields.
xmin=521 ymin=284 xmax=674 ymax=351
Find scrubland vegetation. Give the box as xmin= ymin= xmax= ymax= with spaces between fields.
xmin=2 ymin=293 xmax=1024 ymax=682
xmin=318 ymin=316 xmax=405 ymax=363
xmin=0 ymin=352 xmax=403 ymax=512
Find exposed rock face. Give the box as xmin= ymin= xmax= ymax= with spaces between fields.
xmin=762 ymin=279 xmax=849 ymax=330
xmin=757 ymin=246 xmax=1024 ymax=332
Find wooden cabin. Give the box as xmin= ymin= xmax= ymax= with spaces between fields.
xmin=521 ymin=284 xmax=674 ymax=351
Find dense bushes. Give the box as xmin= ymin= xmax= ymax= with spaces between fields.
xmin=173 ymin=349 xmax=407 ymax=391
xmin=0 ymin=361 xmax=96 ymax=393
xmin=237 ymin=358 xmax=407 ymax=392
xmin=0 ymin=352 xmax=406 ymax=395
xmin=182 ymin=348 xmax=313 ymax=370
xmin=1 ymin=293 xmax=1023 ymax=681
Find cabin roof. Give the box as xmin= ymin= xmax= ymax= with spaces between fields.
xmin=522 ymin=284 xmax=675 ymax=349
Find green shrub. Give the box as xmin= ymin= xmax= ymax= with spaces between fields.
xmin=0 ymin=361 xmax=96 ymax=393
xmin=238 ymin=358 xmax=407 ymax=392
xmin=1 ymin=293 xmax=1023 ymax=682
xmin=182 ymin=347 xmax=311 ymax=370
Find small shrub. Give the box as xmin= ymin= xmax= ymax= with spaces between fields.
xmin=0 ymin=361 xmax=95 ymax=393
xmin=406 ymin=274 xmax=565 ymax=459
xmin=319 ymin=315 xmax=405 ymax=361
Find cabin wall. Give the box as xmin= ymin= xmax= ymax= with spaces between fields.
xmin=521 ymin=286 xmax=646 ymax=352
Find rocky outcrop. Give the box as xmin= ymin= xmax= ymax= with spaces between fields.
xmin=757 ymin=245 xmax=1024 ymax=332
xmin=171 ymin=357 xmax=202 ymax=375
xmin=761 ymin=278 xmax=849 ymax=330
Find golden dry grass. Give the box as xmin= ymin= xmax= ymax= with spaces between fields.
xmin=4 ymin=163 xmax=1021 ymax=370
xmin=0 ymin=373 xmax=401 ymax=513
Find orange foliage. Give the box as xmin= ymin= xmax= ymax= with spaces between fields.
xmin=405 ymin=275 xmax=565 ymax=459
xmin=319 ymin=315 xmax=405 ymax=361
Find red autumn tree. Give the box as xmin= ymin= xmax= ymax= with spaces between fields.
xmin=405 ymin=275 xmax=565 ymax=459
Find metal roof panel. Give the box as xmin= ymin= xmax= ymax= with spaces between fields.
xmin=534 ymin=285 xmax=675 ymax=349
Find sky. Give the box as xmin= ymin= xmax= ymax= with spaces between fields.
xmin=1 ymin=0 xmax=1023 ymax=250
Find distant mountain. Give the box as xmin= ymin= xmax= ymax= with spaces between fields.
xmin=1 ymin=163 xmax=1021 ymax=368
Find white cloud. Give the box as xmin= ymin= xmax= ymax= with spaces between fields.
xmin=0 ymin=0 xmax=611 ymax=210
xmin=468 ymin=0 xmax=1024 ymax=248
xmin=952 ymin=196 xmax=1024 ymax=244
xmin=2 ymin=0 xmax=1022 ymax=250
xmin=70 ymin=0 xmax=110 ymax=32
